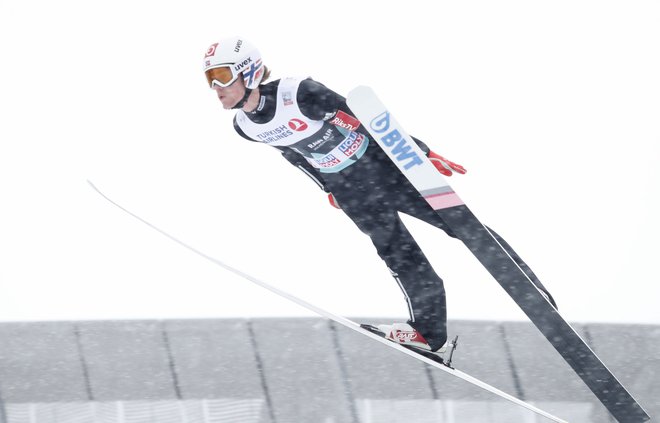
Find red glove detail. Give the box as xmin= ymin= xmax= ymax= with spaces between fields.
xmin=328 ymin=193 xmax=341 ymax=209
xmin=428 ymin=151 xmax=466 ymax=177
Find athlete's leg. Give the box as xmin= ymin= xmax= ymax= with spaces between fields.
xmin=399 ymin=192 xmax=558 ymax=310
xmin=485 ymin=227 xmax=558 ymax=309
xmin=337 ymin=201 xmax=448 ymax=350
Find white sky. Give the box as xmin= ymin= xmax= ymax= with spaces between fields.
xmin=1 ymin=0 xmax=659 ymax=326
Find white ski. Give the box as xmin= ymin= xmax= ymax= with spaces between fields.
xmin=346 ymin=86 xmax=649 ymax=423
xmin=88 ymin=180 xmax=567 ymax=423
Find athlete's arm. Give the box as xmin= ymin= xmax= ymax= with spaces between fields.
xmin=233 ymin=117 xmax=253 ymax=141
xmin=296 ymin=79 xmax=344 ymax=121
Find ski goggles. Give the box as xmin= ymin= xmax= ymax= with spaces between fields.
xmin=205 ymin=65 xmax=240 ymax=88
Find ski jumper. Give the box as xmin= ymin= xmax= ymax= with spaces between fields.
xmin=234 ymin=77 xmax=554 ymax=350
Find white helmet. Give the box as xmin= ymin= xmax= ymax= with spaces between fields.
xmin=203 ymin=36 xmax=265 ymax=90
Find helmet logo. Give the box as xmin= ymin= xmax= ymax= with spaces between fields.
xmin=242 ymin=59 xmax=263 ymax=88
xmin=233 ymin=57 xmax=253 ymax=72
xmin=234 ymin=39 xmax=243 ymax=53
xmin=288 ymin=119 xmax=308 ymax=132
xmin=204 ymin=43 xmax=218 ymax=58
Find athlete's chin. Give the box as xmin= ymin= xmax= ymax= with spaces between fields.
xmin=220 ymin=99 xmax=237 ymax=110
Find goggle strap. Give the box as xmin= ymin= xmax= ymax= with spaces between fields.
xmin=232 ymin=88 xmax=253 ymax=110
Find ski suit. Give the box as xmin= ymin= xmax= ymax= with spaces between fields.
xmin=233 ymin=77 xmax=554 ymax=350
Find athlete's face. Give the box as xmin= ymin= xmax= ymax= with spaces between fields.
xmin=213 ymin=78 xmax=245 ymax=110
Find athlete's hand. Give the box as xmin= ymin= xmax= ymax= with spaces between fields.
xmin=428 ymin=150 xmax=466 ymax=177
xmin=327 ymin=193 xmax=340 ymax=209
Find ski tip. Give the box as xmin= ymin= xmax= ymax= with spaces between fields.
xmin=87 ymin=179 xmax=102 ymax=195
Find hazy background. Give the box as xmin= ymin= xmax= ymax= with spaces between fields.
xmin=1 ymin=0 xmax=659 ymax=326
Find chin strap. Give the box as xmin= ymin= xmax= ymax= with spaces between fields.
xmin=232 ymin=87 xmax=253 ymax=110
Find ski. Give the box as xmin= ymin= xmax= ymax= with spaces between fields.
xmin=346 ymin=86 xmax=650 ymax=423
xmin=88 ymin=180 xmax=568 ymax=423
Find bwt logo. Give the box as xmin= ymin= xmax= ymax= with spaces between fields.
xmin=369 ymin=112 xmax=423 ymax=170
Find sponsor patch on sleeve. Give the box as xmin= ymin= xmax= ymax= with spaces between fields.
xmin=329 ymin=110 xmax=361 ymax=131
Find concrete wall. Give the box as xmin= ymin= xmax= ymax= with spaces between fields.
xmin=0 ymin=319 xmax=657 ymax=423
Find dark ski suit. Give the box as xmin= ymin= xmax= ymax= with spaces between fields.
xmin=233 ymin=77 xmax=555 ymax=350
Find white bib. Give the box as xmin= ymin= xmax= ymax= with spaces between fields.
xmin=235 ymin=77 xmax=324 ymax=147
